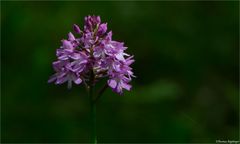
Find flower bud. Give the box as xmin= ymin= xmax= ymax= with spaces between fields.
xmin=97 ymin=23 xmax=107 ymax=36
xmin=73 ymin=24 xmax=81 ymax=33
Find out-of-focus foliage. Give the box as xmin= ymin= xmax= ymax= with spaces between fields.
xmin=1 ymin=1 xmax=239 ymax=143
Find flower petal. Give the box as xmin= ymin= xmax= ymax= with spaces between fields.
xmin=68 ymin=32 xmax=75 ymax=41
xmin=121 ymin=82 xmax=131 ymax=91
xmin=74 ymin=78 xmax=82 ymax=84
xmin=108 ymin=79 xmax=117 ymax=89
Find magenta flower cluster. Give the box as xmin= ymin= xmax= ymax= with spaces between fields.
xmin=48 ymin=15 xmax=135 ymax=94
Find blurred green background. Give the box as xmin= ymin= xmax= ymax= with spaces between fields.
xmin=1 ymin=1 xmax=239 ymax=143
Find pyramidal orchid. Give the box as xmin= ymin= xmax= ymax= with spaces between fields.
xmin=48 ymin=15 xmax=135 ymax=143
xmin=48 ymin=15 xmax=135 ymax=94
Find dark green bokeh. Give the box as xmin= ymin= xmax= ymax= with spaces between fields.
xmin=1 ymin=1 xmax=239 ymax=143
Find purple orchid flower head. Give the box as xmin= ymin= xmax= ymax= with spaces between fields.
xmin=48 ymin=15 xmax=135 ymax=94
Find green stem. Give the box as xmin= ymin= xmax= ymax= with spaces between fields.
xmin=90 ymin=99 xmax=97 ymax=144
xmin=89 ymin=70 xmax=97 ymax=144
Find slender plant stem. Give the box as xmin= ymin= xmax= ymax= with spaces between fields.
xmin=89 ymin=70 xmax=97 ymax=144
xmin=90 ymin=99 xmax=97 ymax=144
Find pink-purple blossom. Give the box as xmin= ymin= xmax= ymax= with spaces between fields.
xmin=48 ymin=15 xmax=135 ymax=94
